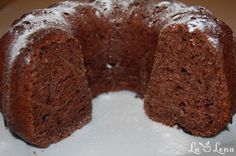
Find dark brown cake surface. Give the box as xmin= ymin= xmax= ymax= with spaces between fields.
xmin=0 ymin=0 xmax=235 ymax=147
xmin=144 ymin=24 xmax=233 ymax=136
xmin=1 ymin=28 xmax=92 ymax=147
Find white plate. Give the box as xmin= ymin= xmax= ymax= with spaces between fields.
xmin=0 ymin=91 xmax=236 ymax=156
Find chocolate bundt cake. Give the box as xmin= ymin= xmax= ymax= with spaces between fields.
xmin=0 ymin=0 xmax=235 ymax=147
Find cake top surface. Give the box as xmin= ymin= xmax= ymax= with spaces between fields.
xmin=90 ymin=0 xmax=134 ymax=12
xmin=147 ymin=1 xmax=220 ymax=47
xmin=6 ymin=0 xmax=222 ymax=71
xmin=8 ymin=1 xmax=78 ymax=68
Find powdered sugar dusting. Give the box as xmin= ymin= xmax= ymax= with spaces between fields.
xmin=7 ymin=1 xmax=78 ymax=68
xmin=7 ymin=0 xmax=222 ymax=69
xmin=121 ymin=0 xmax=134 ymax=8
xmin=156 ymin=1 xmax=172 ymax=8
xmin=7 ymin=0 xmax=136 ymax=68
xmin=187 ymin=18 xmax=208 ymax=32
xmin=95 ymin=10 xmax=101 ymax=17
xmin=91 ymin=0 xmax=113 ymax=14
xmin=152 ymin=1 xmax=220 ymax=48
xmin=208 ymin=36 xmax=219 ymax=47
xmin=91 ymin=0 xmax=134 ymax=16
xmin=55 ymin=1 xmax=78 ymax=14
